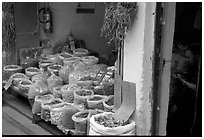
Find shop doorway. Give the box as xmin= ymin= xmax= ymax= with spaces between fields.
xmin=166 ymin=2 xmax=202 ymax=136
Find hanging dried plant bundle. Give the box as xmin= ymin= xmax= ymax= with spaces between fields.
xmin=101 ymin=2 xmax=137 ymax=48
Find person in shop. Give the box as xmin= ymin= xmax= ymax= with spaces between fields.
xmin=167 ymin=43 xmax=200 ymax=136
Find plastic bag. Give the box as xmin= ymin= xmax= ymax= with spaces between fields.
xmin=41 ymin=98 xmax=63 ymax=121
xmin=73 ymin=89 xmax=94 ymax=106
xmin=32 ymin=94 xmax=54 ymax=114
xmin=50 ymin=102 xmax=70 ymax=125
xmin=51 ymin=85 xmax=63 ymax=98
xmin=31 ymin=72 xmax=48 ymax=84
xmin=28 ymin=81 xmax=49 ymax=99
xmin=17 ymin=79 xmax=32 ymax=94
xmin=103 ymin=95 xmax=114 ymax=112
xmin=89 ymin=112 xmax=136 ymax=136
xmin=87 ymin=95 xmax=107 ymax=110
xmin=63 ymin=56 xmax=81 ymax=67
xmin=47 ymin=73 xmax=63 ymax=88
xmin=81 ymin=56 xmax=98 ymax=65
xmin=61 ymin=103 xmax=83 ymax=129
xmin=58 ymin=65 xmax=73 ymax=84
xmin=10 ymin=73 xmax=29 ymax=87
xmin=3 ymin=65 xmax=22 ymax=81
xmin=73 ymin=48 xmax=89 ymax=57
xmin=72 ymin=110 xmax=90 ymax=134
xmin=69 ymin=64 xmax=107 ymax=84
xmin=61 ymin=84 xmax=82 ymax=103
xmin=25 ymin=67 xmax=41 ymax=79
xmin=47 ymin=64 xmax=63 ymax=76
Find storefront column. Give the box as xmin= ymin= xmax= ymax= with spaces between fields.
xmin=124 ymin=2 xmax=156 ymax=135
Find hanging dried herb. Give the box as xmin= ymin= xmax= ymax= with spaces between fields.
xmin=101 ymin=2 xmax=137 ymax=49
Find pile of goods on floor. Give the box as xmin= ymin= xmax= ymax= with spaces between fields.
xmin=3 ymin=47 xmax=135 ymax=135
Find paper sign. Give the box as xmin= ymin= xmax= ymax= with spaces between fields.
xmin=113 ymin=81 xmax=136 ymax=122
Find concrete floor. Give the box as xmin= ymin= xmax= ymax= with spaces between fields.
xmin=2 ymin=91 xmax=64 ymax=136
xmin=2 ymin=106 xmax=51 ymax=135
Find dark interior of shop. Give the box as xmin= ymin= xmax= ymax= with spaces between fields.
xmin=167 ymin=2 xmax=202 ymax=136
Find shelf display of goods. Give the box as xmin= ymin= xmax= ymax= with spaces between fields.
xmin=103 ymin=95 xmax=114 ymax=112
xmin=87 ymin=95 xmax=107 ymax=110
xmin=9 ymin=73 xmax=29 ymax=87
xmin=18 ymin=79 xmax=32 ymax=94
xmin=58 ymin=65 xmax=73 ymax=84
xmin=51 ymin=85 xmax=63 ymax=98
xmin=31 ymin=73 xmax=48 ymax=84
xmin=3 ymin=65 xmax=22 ymax=81
xmin=72 ymin=110 xmax=91 ymax=134
xmin=63 ymin=56 xmax=81 ymax=67
xmin=61 ymin=84 xmax=82 ymax=103
xmin=39 ymin=60 xmax=54 ymax=71
xmin=46 ymin=54 xmax=63 ymax=65
xmin=81 ymin=56 xmax=98 ymax=65
xmin=41 ymin=98 xmax=64 ymax=121
xmin=28 ymin=81 xmax=49 ymax=99
xmin=32 ymin=94 xmax=54 ymax=115
xmin=47 ymin=64 xmax=62 ymax=76
xmin=25 ymin=67 xmax=41 ymax=79
xmin=73 ymin=89 xmax=94 ymax=106
xmin=50 ymin=102 xmax=71 ymax=126
xmin=47 ymin=73 xmax=63 ymax=88
xmin=73 ymin=48 xmax=89 ymax=57
xmin=61 ymin=103 xmax=80 ymax=129
xmin=89 ymin=112 xmax=136 ymax=135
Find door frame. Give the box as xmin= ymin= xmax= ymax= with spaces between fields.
xmin=151 ymin=2 xmax=176 ymax=136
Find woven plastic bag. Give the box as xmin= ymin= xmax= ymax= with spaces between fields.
xmin=72 ymin=110 xmax=91 ymax=134
xmin=73 ymin=89 xmax=94 ymax=106
xmin=31 ymin=72 xmax=48 ymax=84
xmin=89 ymin=112 xmax=136 ymax=136
xmin=87 ymin=95 xmax=107 ymax=110
xmin=58 ymin=65 xmax=73 ymax=84
xmin=3 ymin=65 xmax=22 ymax=81
xmin=41 ymin=98 xmax=63 ymax=121
xmin=61 ymin=84 xmax=82 ymax=103
xmin=103 ymin=95 xmax=114 ymax=112
xmin=47 ymin=73 xmax=63 ymax=88
xmin=61 ymin=103 xmax=80 ymax=129
xmin=50 ymin=102 xmax=70 ymax=125
xmin=25 ymin=67 xmax=41 ymax=79
xmin=32 ymin=94 xmax=54 ymax=114
xmin=28 ymin=81 xmax=49 ymax=99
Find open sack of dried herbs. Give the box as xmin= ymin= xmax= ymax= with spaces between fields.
xmin=89 ymin=112 xmax=136 ymax=135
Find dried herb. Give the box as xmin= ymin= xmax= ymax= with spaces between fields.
xmin=101 ymin=2 xmax=137 ymax=49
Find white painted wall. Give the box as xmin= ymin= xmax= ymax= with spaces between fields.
xmin=39 ymin=2 xmax=114 ymax=57
xmin=124 ymin=2 xmax=156 ymax=135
